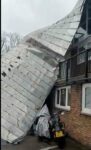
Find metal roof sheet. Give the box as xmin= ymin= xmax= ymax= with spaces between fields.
xmin=1 ymin=0 xmax=87 ymax=143
xmin=24 ymin=0 xmax=86 ymax=56
xmin=1 ymin=44 xmax=58 ymax=143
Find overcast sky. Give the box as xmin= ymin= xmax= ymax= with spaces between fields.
xmin=2 ymin=0 xmax=78 ymax=36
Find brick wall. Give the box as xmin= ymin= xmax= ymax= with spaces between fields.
xmin=59 ymin=84 xmax=91 ymax=147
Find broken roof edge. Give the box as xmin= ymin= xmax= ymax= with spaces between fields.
xmin=22 ymin=0 xmax=86 ymax=57
xmin=22 ymin=26 xmax=49 ymax=43
xmin=22 ymin=32 xmax=64 ymax=63
xmin=25 ymin=37 xmax=64 ymax=60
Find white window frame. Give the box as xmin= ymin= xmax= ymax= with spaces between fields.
xmin=55 ymin=86 xmax=71 ymax=111
xmin=82 ymin=83 xmax=91 ymax=115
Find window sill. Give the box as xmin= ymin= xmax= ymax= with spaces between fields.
xmin=55 ymin=105 xmax=70 ymax=111
xmin=81 ymin=111 xmax=91 ymax=116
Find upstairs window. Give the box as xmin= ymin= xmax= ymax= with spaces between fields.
xmin=88 ymin=4 xmax=91 ymax=34
xmin=77 ymin=53 xmax=85 ymax=64
xmin=60 ymin=62 xmax=66 ymax=80
xmin=82 ymin=83 xmax=91 ymax=115
xmin=55 ymin=86 xmax=71 ymax=111
xmin=88 ymin=50 xmax=91 ymax=61
xmin=77 ymin=48 xmax=85 ymax=64
xmin=80 ymin=0 xmax=91 ymax=35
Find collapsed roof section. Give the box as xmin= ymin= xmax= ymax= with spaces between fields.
xmin=24 ymin=0 xmax=86 ymax=56
xmin=1 ymin=44 xmax=58 ymax=143
xmin=1 ymin=0 xmax=87 ymax=143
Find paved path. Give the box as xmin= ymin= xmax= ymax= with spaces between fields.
xmin=1 ymin=136 xmax=90 ymax=150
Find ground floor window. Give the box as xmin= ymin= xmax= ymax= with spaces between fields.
xmin=55 ymin=86 xmax=71 ymax=110
xmin=82 ymin=83 xmax=91 ymax=115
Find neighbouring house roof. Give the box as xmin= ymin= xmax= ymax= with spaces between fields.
xmin=1 ymin=0 xmax=86 ymax=143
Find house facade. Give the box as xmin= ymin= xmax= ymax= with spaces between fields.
xmin=1 ymin=0 xmax=91 ymax=145
xmin=54 ymin=0 xmax=91 ymax=147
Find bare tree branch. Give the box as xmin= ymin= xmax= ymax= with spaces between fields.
xmin=1 ymin=31 xmax=22 ymax=55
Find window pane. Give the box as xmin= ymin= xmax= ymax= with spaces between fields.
xmin=80 ymin=8 xmax=86 ymax=31
xmin=68 ymin=88 xmax=71 ymax=106
xmin=88 ymin=51 xmax=91 ymax=61
xmin=85 ymin=87 xmax=91 ymax=109
xmin=77 ymin=53 xmax=85 ymax=64
xmin=60 ymin=62 xmax=66 ymax=79
xmin=88 ymin=20 xmax=91 ymax=34
xmin=68 ymin=61 xmax=71 ymax=79
xmin=60 ymin=89 xmax=66 ymax=106
xmin=88 ymin=8 xmax=91 ymax=19
xmin=57 ymin=90 xmax=60 ymax=104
